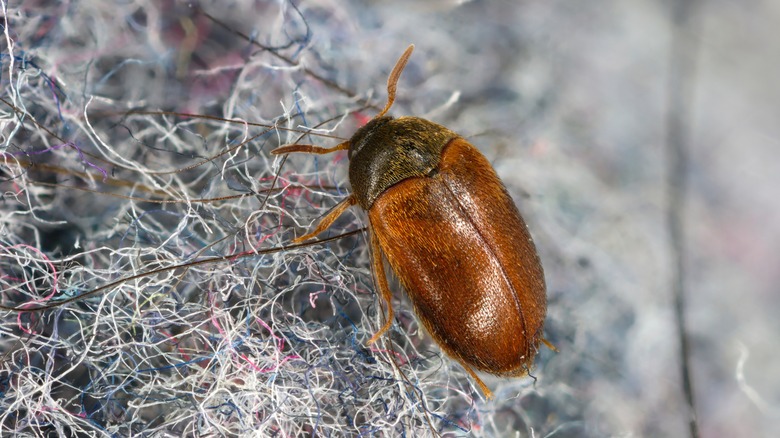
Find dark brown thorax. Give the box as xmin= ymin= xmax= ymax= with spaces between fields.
xmin=348 ymin=116 xmax=457 ymax=210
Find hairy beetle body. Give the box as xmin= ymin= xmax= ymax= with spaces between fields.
xmin=366 ymin=129 xmax=546 ymax=376
xmin=272 ymin=45 xmax=548 ymax=398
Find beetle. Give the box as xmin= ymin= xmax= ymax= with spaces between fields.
xmin=271 ymin=45 xmax=547 ymax=399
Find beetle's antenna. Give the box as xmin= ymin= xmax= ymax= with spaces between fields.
xmin=376 ymin=44 xmax=415 ymax=119
xmin=272 ymin=45 xmax=415 ymax=156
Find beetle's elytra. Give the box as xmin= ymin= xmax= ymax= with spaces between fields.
xmin=272 ymin=45 xmax=547 ymax=399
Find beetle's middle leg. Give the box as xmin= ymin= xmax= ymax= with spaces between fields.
xmin=367 ymin=229 xmax=395 ymax=345
xmin=292 ymin=195 xmax=356 ymax=243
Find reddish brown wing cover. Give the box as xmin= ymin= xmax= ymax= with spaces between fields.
xmin=369 ymin=138 xmax=546 ymax=375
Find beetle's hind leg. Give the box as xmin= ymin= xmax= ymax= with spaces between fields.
xmin=459 ymin=362 xmax=494 ymax=400
xmin=367 ymin=228 xmax=395 ymax=345
xmin=542 ymin=338 xmax=559 ymax=352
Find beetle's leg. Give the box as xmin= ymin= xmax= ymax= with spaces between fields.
xmin=460 ymin=362 xmax=494 ymax=400
xmin=542 ymin=338 xmax=559 ymax=352
xmin=271 ymin=141 xmax=349 ymax=156
xmin=292 ymin=195 xmax=356 ymax=244
xmin=367 ymin=229 xmax=395 ymax=345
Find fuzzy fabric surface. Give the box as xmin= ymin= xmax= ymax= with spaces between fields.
xmin=0 ymin=1 xmax=777 ymax=436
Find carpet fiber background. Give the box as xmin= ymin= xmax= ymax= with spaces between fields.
xmin=0 ymin=0 xmax=777 ymax=436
